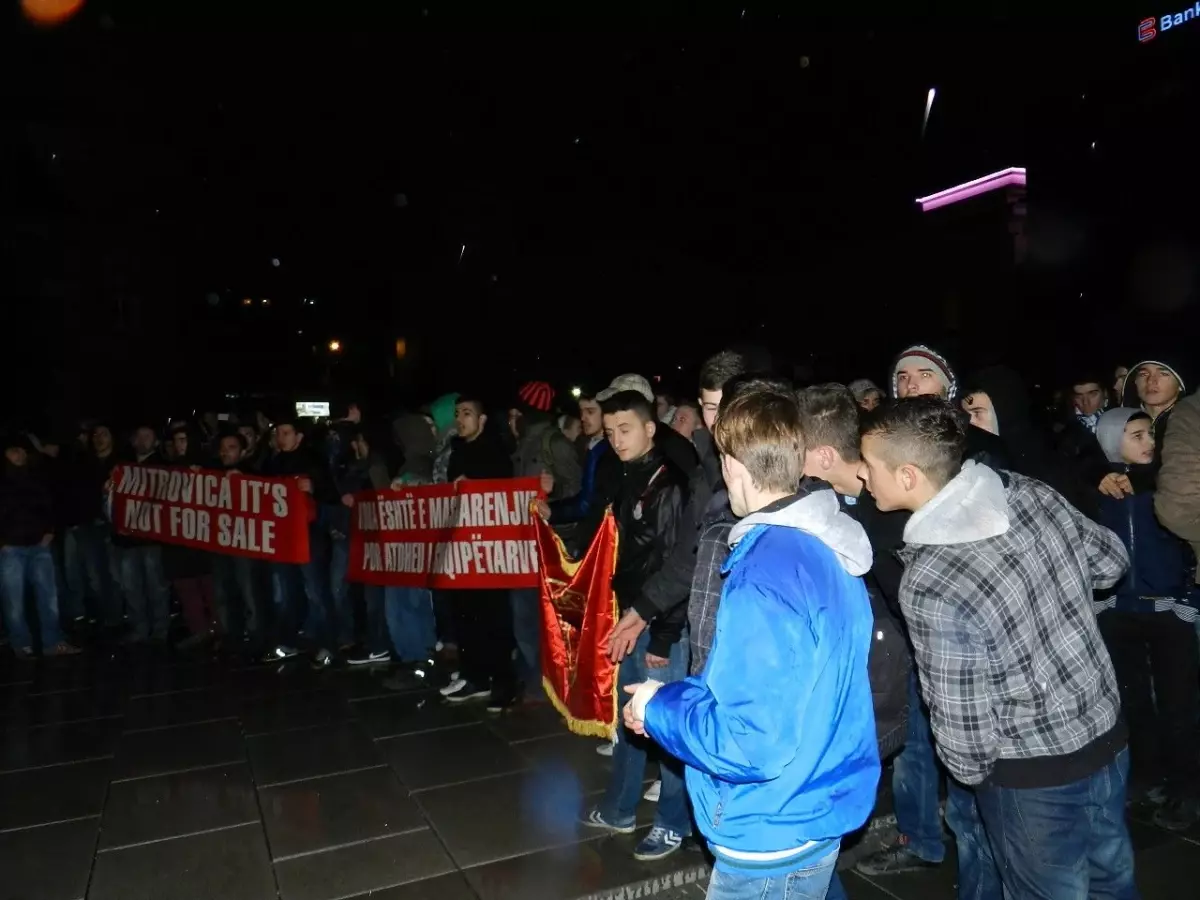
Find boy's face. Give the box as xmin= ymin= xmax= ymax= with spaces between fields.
xmin=218 ymin=436 xmax=243 ymax=466
xmin=699 ymin=389 xmax=722 ymax=431
xmin=895 ymin=365 xmax=946 ymax=399
xmin=455 ymin=402 xmax=485 ymax=440
xmin=1134 ymin=364 xmax=1181 ymax=409
xmin=963 ymin=392 xmax=997 ymax=435
xmin=1121 ymin=419 xmax=1155 ymax=465
xmin=671 ymin=405 xmax=699 ymax=440
xmin=578 ymin=399 xmax=602 ymax=437
xmin=603 ymin=410 xmax=654 ymax=462
xmin=858 ymin=433 xmax=910 ymax=512
xmin=1073 ymin=382 xmax=1105 ymax=416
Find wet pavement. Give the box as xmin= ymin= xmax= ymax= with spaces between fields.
xmin=2 ymin=646 xmax=1198 ymax=900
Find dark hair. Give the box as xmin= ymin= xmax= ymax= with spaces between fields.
xmin=713 ymin=385 xmax=804 ymax=493
xmin=219 ymin=430 xmax=248 ymax=451
xmin=699 ymin=350 xmax=749 ymax=393
xmin=577 ymin=392 xmax=598 ymax=404
xmin=796 ymin=383 xmax=861 ymax=462
xmin=676 ymin=398 xmax=701 ymax=415
xmin=600 ymin=390 xmax=655 ymax=423
xmin=861 ymin=397 xmax=967 ymax=489
xmin=454 ymin=394 xmax=486 ymax=415
xmin=274 ymin=413 xmax=303 ymax=431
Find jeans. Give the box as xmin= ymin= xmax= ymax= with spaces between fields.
xmin=52 ymin=532 xmax=81 ymax=622
xmin=510 ymin=586 xmax=541 ymax=687
xmin=74 ymin=523 xmax=119 ymax=625
xmin=945 ymin=779 xmax=1002 ymax=900
xmin=891 ymin=669 xmax=946 ymax=862
xmin=600 ymin=628 xmax=691 ymax=836
xmin=974 ymin=748 xmax=1137 ymax=900
xmin=175 ymin=575 xmax=217 ymax=637
xmin=212 ymin=554 xmax=261 ymax=639
xmin=272 ymin=555 xmax=335 ymax=649
xmin=384 ymin=586 xmax=436 ymax=662
xmin=116 ymin=545 xmax=170 ymax=640
xmin=329 ymin=536 xmax=355 ymax=647
xmin=706 ymin=846 xmax=838 ymax=900
xmin=0 ymin=545 xmax=64 ymax=650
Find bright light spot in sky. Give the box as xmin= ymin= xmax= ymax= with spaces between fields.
xmin=271 ymin=258 xmax=281 ymax=267
xmin=570 ymin=387 xmax=582 ymax=399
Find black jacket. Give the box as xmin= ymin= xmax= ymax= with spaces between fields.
xmin=447 ymin=433 xmax=513 ymax=481
xmin=0 ymin=466 xmax=55 ymax=547
xmin=609 ymin=446 xmax=690 ymax=658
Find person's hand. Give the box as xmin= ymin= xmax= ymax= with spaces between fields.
xmin=622 ymin=684 xmax=647 ymax=736
xmin=298 ymin=476 xmax=313 ymax=494
xmin=454 ymin=474 xmax=467 ymax=484
xmin=645 ymin=652 xmax=669 ymax=669
xmin=540 ymin=470 xmax=555 ymax=495
xmin=341 ymin=493 xmax=355 ymax=508
xmin=535 ymin=499 xmax=551 ymax=521
xmin=607 ymin=608 xmax=647 ymax=662
xmin=40 ymin=534 xmax=54 ymax=547
xmin=1099 ymin=473 xmax=1133 ymax=499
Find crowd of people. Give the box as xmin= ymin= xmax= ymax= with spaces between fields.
xmin=2 ymin=342 xmax=1198 ymax=900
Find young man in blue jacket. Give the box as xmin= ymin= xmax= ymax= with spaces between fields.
xmin=623 ymin=384 xmax=880 ymax=900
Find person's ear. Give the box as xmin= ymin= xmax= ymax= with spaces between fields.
xmin=898 ymin=463 xmax=919 ymax=492
xmin=816 ymin=446 xmax=836 ymax=471
xmin=479 ymin=413 xmax=488 ymax=430
xmin=645 ymin=420 xmax=657 ymax=441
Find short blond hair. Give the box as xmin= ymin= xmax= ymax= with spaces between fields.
xmin=713 ymin=387 xmax=804 ymax=493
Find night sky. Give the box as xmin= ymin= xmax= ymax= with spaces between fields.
xmin=6 ymin=3 xmax=1198 ymax=427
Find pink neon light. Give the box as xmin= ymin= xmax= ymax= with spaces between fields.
xmin=915 ymin=167 xmax=1027 ymax=212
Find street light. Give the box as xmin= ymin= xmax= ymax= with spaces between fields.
xmin=328 ymin=339 xmax=342 ymax=353
xmin=570 ymin=386 xmax=582 ymax=399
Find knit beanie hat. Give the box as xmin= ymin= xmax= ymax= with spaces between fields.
xmin=891 ymin=345 xmax=956 ymax=399
xmin=516 ymin=381 xmax=555 ymax=413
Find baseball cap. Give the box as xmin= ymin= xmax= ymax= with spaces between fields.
xmin=595 ymin=374 xmax=654 ymax=403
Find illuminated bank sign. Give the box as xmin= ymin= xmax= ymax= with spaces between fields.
xmin=1139 ymin=3 xmax=1200 ymax=41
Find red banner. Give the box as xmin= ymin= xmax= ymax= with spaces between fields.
xmin=536 ymin=511 xmax=620 ymax=740
xmin=109 ymin=465 xmax=311 ymax=563
xmin=348 ymin=478 xmax=542 ymax=589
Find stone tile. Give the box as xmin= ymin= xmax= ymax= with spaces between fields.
xmin=247 ymin=721 xmax=382 ymax=787
xmin=0 ymin=815 xmax=99 ymax=900
xmin=0 ymin=758 xmax=110 ymax=831
xmin=99 ymin=762 xmax=259 ymax=850
xmin=378 ymin=723 xmax=529 ymax=791
xmin=124 ymin=661 xmax=229 ymax=697
xmin=417 ymin=764 xmax=658 ymax=868
xmin=485 ymin=703 xmax=569 ymax=743
xmin=1135 ymin=832 xmax=1200 ymax=900
xmin=841 ymin=872 xmax=903 ymax=900
xmin=239 ymin=688 xmax=352 ymax=736
xmin=1 ymin=685 xmax=125 ymax=727
xmin=513 ymin=733 xmax=619 ymax=795
xmin=259 ymin=766 xmax=425 ymax=860
xmin=463 ymin=828 xmax=705 ymax=900
xmin=113 ymin=718 xmax=245 ymax=780
xmin=89 ymin=821 xmax=276 ymax=900
xmin=123 ymin=687 xmax=236 ymax=731
xmin=273 ymin=830 xmax=455 ymax=900
xmin=350 ymin=690 xmax=484 ymax=739
xmin=0 ymin=718 xmax=121 ymax=773
xmin=339 ymin=872 xmax=478 ymax=900
xmin=227 ymin=661 xmax=326 ymax=699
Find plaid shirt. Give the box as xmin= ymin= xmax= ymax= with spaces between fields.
xmin=687 ymin=495 xmax=735 ymax=676
xmin=898 ymin=468 xmax=1128 ymax=786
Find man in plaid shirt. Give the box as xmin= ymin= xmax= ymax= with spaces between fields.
xmin=859 ymin=397 xmax=1136 ymax=900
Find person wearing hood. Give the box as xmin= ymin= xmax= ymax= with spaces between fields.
xmin=859 ymin=397 xmax=1134 ymax=900
xmin=427 ymin=392 xmax=459 ymax=485
xmin=625 ymin=384 xmax=879 ymax=898
xmin=1120 ymin=358 xmax=1189 ymax=472
xmin=1093 ymin=407 xmax=1199 ymax=831
xmin=0 ymin=434 xmax=79 ymax=657
xmin=962 ymin=364 xmax=1097 ymax=519
xmin=848 ymin=378 xmax=884 ymax=411
xmin=1156 ymin=390 xmax=1200 ymax=587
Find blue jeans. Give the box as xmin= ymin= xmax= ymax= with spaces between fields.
xmin=73 ymin=523 xmax=120 ymax=625
xmin=946 ymin=779 xmax=1002 ymax=900
xmin=706 ymin=846 xmax=838 ymax=900
xmin=116 ymin=544 xmax=170 ymax=640
xmin=510 ymin=586 xmax=541 ymax=687
xmin=892 ymin=669 xmax=946 ymax=863
xmin=0 ymin=545 xmax=64 ymax=650
xmin=271 ymin=554 xmax=335 ymax=649
xmin=384 ymin=586 xmax=435 ymax=662
xmin=974 ymin=748 xmax=1137 ymax=900
xmin=329 ymin=536 xmax=354 ymax=647
xmin=212 ymin=554 xmax=261 ymax=639
xmin=600 ymin=628 xmax=691 ymax=836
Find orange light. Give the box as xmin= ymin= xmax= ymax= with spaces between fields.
xmin=394 ymin=338 xmax=407 ymax=359
xmin=21 ymin=0 xmax=85 ymax=28
xmin=328 ymin=340 xmax=342 ymax=353
xmin=241 ymin=298 xmax=253 ymax=307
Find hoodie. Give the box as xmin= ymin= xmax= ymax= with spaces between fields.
xmin=1121 ymin=358 xmax=1190 ymax=471
xmin=392 ymin=413 xmax=436 ymax=486
xmin=427 ymin=393 xmax=459 ymax=484
xmin=898 ymin=462 xmax=1128 ymax=788
xmin=641 ymin=488 xmax=879 ymax=874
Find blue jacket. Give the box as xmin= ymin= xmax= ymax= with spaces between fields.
xmin=550 ymin=438 xmax=610 ymax=523
xmin=643 ymin=491 xmax=880 ymax=867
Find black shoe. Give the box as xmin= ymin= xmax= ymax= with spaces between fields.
xmin=1154 ymin=796 xmax=1200 ymax=832
xmin=443 ymin=680 xmax=491 ymax=704
xmin=486 ymin=689 xmax=518 ymax=713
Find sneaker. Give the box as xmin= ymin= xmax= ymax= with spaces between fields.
xmin=486 ymin=689 xmax=518 ymax=713
xmin=311 ymin=648 xmax=334 ymax=669
xmin=264 ymin=645 xmax=299 ymax=662
xmin=855 ymin=839 xmax=941 ymax=876
xmin=633 ymin=826 xmax=685 ymax=861
xmin=443 ymin=681 xmax=491 ymax=703
xmin=581 ymin=808 xmax=636 ymax=835
xmin=439 ymin=677 xmax=467 ymax=697
xmin=596 ymin=740 xmax=615 ymax=758
xmin=1154 ymin=797 xmax=1200 ymax=832
xmin=643 ymin=780 xmax=661 ymax=802
xmin=346 ymin=648 xmax=391 ymax=667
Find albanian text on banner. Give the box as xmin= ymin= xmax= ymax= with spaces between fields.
xmin=348 ymin=477 xmax=543 ymax=589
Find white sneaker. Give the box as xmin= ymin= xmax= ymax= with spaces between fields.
xmin=643 ymin=780 xmax=661 ymax=802
xmin=596 ymin=740 xmax=615 ymax=757
xmin=439 ymin=677 xmax=467 ymax=697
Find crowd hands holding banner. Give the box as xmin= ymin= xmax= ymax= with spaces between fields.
xmin=2 ymin=340 xmax=1199 ymax=900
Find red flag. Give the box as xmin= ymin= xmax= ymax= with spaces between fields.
xmin=535 ymin=511 xmax=620 ymax=739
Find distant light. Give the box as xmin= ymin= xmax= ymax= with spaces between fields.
xmin=394 ymin=338 xmax=407 ymax=359
xmin=261 ymin=298 xmax=271 ymax=306
xmin=677 ymin=365 xmax=683 ymax=371
xmin=328 ymin=339 xmax=342 ymax=352
xmin=1090 ymin=141 xmax=1096 ymax=149
xmin=271 ymin=258 xmax=280 ymax=267
xmin=915 ymin=167 xmax=1027 ymax=212
xmin=241 ymin=298 xmax=253 ymax=307
xmin=570 ymin=386 xmax=582 ymax=399
xmin=922 ymin=87 xmax=937 ymax=136
xmin=51 ymin=152 xmax=57 ymax=161
xmin=21 ymin=0 xmax=85 ymax=29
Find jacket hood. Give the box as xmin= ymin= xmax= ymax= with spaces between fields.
xmin=891 ymin=343 xmax=958 ymax=400
xmin=427 ymin=393 xmax=459 ymax=434
xmin=1121 ymin=359 xmax=1189 ymax=410
xmin=904 ymin=460 xmax=1010 ymax=546
xmin=963 ymin=365 xmax=1031 ymax=439
xmin=1096 ymin=407 xmax=1145 ymax=464
xmin=392 ymin=413 xmax=436 ymax=480
xmin=729 ymin=483 xmax=873 ymax=577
